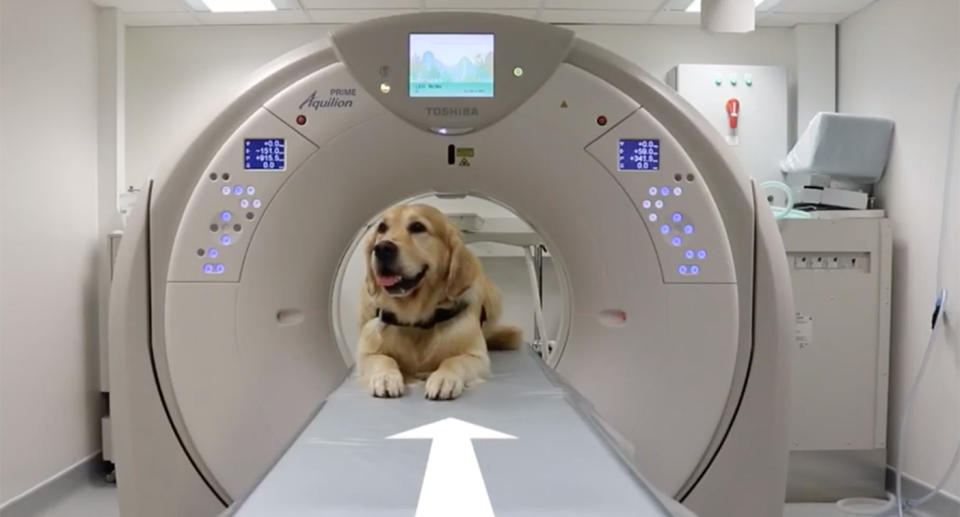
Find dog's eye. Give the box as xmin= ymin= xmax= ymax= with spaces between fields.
xmin=408 ymin=221 xmax=427 ymax=234
xmin=376 ymin=222 xmax=388 ymax=233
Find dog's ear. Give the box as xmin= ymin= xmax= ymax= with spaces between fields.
xmin=362 ymin=227 xmax=379 ymax=297
xmin=444 ymin=224 xmax=478 ymax=298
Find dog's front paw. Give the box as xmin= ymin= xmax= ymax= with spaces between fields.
xmin=425 ymin=370 xmax=464 ymax=400
xmin=369 ymin=370 xmax=405 ymax=398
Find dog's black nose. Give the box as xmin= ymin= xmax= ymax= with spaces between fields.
xmin=373 ymin=241 xmax=398 ymax=262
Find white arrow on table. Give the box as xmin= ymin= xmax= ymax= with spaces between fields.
xmin=388 ymin=417 xmax=516 ymax=517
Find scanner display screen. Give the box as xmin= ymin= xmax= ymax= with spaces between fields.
xmin=244 ymin=139 xmax=286 ymax=171
xmin=409 ymin=34 xmax=494 ymax=98
xmin=618 ymin=139 xmax=660 ymax=171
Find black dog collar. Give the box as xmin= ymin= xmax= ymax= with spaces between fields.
xmin=376 ymin=302 xmax=486 ymax=329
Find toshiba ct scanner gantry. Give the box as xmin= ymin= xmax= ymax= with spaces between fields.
xmin=109 ymin=13 xmax=794 ymax=517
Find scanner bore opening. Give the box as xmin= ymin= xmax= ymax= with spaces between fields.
xmin=331 ymin=193 xmax=571 ymax=367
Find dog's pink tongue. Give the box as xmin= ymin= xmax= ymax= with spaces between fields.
xmin=377 ymin=275 xmax=401 ymax=287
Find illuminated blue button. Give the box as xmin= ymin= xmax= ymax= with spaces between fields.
xmin=685 ymin=249 xmax=695 ymax=260
xmin=214 ymin=263 xmax=225 ymax=274
xmin=240 ymin=199 xmax=250 ymax=208
xmin=678 ymin=265 xmax=689 ymax=275
xmin=202 ymin=263 xmax=215 ymax=274
xmin=252 ymin=199 xmax=262 ymax=208
xmin=648 ymin=213 xmax=658 ymax=222
xmin=697 ymin=249 xmax=707 ymax=259
xmin=220 ymin=234 xmax=232 ymax=246
xmin=221 ymin=186 xmax=231 ymax=195
xmin=672 ymin=212 xmax=683 ymax=222
xmin=671 ymin=236 xmax=683 ymax=247
xmin=690 ymin=265 xmax=700 ymax=275
xmin=683 ymin=224 xmax=694 ymax=235
xmin=673 ymin=186 xmax=683 ymax=196
xmin=246 ymin=186 xmax=255 ymax=195
xmin=233 ymin=185 xmax=244 ymax=195
xmin=220 ymin=211 xmax=232 ymax=222
xmin=642 ymin=200 xmax=652 ymax=209
xmin=649 ymin=187 xmax=658 ymax=196
xmin=654 ymin=200 xmax=664 ymax=209
xmin=207 ymin=248 xmax=219 ymax=259
xmin=660 ymin=224 xmax=670 ymax=235
xmin=660 ymin=186 xmax=671 ymax=196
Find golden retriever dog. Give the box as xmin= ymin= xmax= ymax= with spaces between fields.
xmin=356 ymin=204 xmax=523 ymax=400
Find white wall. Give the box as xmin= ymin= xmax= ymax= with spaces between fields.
xmin=839 ymin=0 xmax=960 ymax=497
xmin=0 ymin=0 xmax=102 ymax=505
xmin=124 ymin=23 xmax=799 ymax=191
xmin=793 ymin=24 xmax=836 ymax=138
xmin=573 ymin=25 xmax=800 ymax=142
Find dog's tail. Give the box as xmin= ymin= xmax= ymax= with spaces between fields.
xmin=483 ymin=324 xmax=524 ymax=351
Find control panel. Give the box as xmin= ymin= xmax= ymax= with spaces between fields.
xmin=669 ymin=64 xmax=788 ymax=185
xmin=586 ymin=108 xmax=737 ymax=284
xmin=618 ymin=139 xmax=660 ymax=171
xmin=167 ymin=108 xmax=317 ymax=282
xmin=169 ymin=64 xmax=387 ymax=283
xmin=331 ymin=12 xmax=573 ymax=134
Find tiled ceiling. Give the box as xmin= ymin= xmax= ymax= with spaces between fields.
xmin=93 ymin=0 xmax=878 ymax=27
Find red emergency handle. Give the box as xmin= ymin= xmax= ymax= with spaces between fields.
xmin=725 ymin=98 xmax=740 ymax=129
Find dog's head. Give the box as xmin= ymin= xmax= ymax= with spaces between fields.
xmin=364 ymin=204 xmax=477 ymax=302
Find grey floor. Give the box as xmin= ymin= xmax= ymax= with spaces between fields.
xmin=1 ymin=479 xmax=118 ymax=517
xmin=27 ymin=482 xmax=118 ymax=517
xmin=785 ymin=502 xmax=931 ymax=517
xmin=13 ymin=482 xmax=937 ymax=517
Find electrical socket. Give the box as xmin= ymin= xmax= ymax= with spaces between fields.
xmin=788 ymin=252 xmax=870 ymax=272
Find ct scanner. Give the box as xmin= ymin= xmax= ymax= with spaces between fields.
xmin=108 ymin=12 xmax=794 ymax=517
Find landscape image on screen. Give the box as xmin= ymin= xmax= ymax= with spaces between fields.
xmin=409 ymin=33 xmax=494 ymax=98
